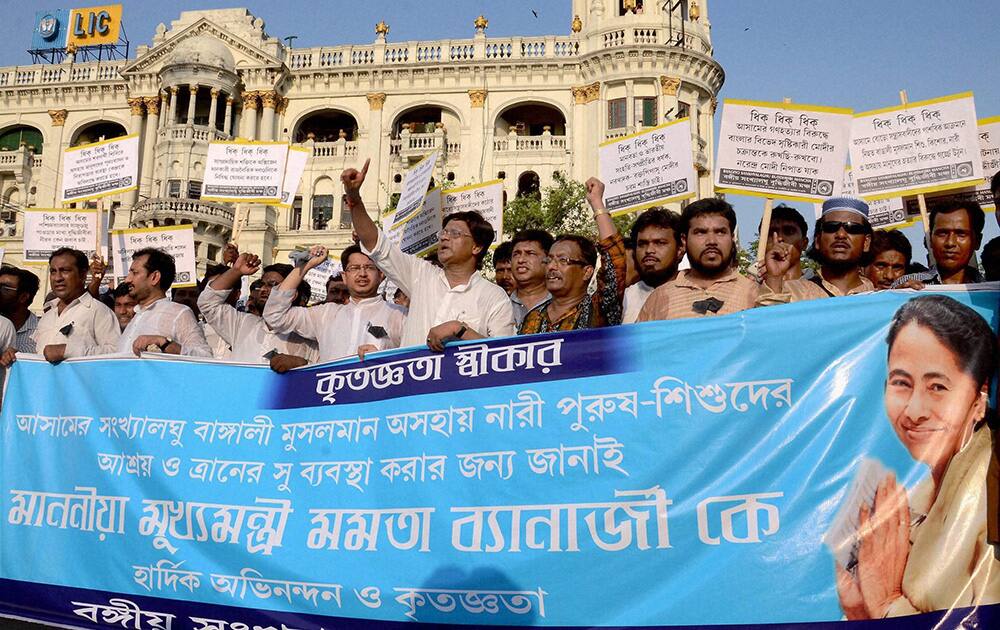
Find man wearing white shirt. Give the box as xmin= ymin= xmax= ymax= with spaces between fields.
xmin=264 ymin=244 xmax=406 ymax=363
xmin=622 ymin=208 xmax=684 ymax=324
xmin=343 ymin=159 xmax=515 ymax=351
xmin=118 ymin=247 xmax=212 ymax=357
xmin=199 ymin=254 xmax=318 ymax=366
xmin=29 ymin=248 xmax=119 ymax=363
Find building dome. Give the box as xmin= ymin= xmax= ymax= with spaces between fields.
xmin=165 ymin=35 xmax=235 ymax=72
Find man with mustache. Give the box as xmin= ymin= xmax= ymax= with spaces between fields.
xmin=492 ymin=240 xmax=516 ymax=294
xmin=758 ymin=196 xmax=874 ymax=304
xmin=9 ymin=248 xmax=119 ymax=364
xmin=343 ymin=159 xmax=514 ymax=352
xmin=865 ymin=230 xmax=912 ymax=290
xmin=890 ymin=199 xmax=984 ymax=289
xmin=622 ymin=208 xmax=684 ymax=323
xmin=508 ymin=229 xmax=554 ymax=327
xmin=517 ymin=178 xmax=626 ymax=334
xmin=637 ymin=198 xmax=757 ymax=321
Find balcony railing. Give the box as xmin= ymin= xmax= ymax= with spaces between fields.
xmin=493 ymin=134 xmax=568 ymax=152
xmin=158 ymin=125 xmax=231 ymax=142
xmin=0 ymin=61 xmax=125 ymax=87
xmin=307 ymin=140 xmax=359 ymax=158
xmin=133 ymin=197 xmax=234 ymax=226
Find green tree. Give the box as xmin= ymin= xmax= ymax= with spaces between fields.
xmin=503 ymin=171 xmax=633 ymax=241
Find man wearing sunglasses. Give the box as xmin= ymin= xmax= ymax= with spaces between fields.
xmin=342 ymin=159 xmax=514 ymax=352
xmin=758 ymin=196 xmax=874 ymax=304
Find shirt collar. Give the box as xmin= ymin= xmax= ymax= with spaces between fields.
xmin=673 ymin=269 xmax=739 ymax=289
xmin=437 ymin=268 xmax=481 ymax=293
xmin=135 ymin=296 xmax=168 ymax=314
xmin=349 ymin=295 xmax=384 ymax=306
xmin=45 ymin=290 xmax=93 ymax=312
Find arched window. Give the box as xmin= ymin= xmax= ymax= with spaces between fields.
xmin=0 ymin=125 xmax=44 ymax=154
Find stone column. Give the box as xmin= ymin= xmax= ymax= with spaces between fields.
xmin=570 ymin=85 xmax=588 ymax=182
xmin=47 ymin=109 xmax=68 ymax=207
xmin=366 ymin=92 xmax=387 ymax=207
xmin=126 ymin=97 xmax=145 ymax=208
xmin=186 ymin=84 xmax=198 ymax=126
xmin=584 ymin=82 xmax=602 ymax=186
xmin=157 ymin=91 xmax=167 ymax=130
xmin=259 ymin=90 xmax=278 ymax=141
xmin=659 ymin=76 xmax=681 ymax=122
xmin=208 ymin=88 xmax=220 ymax=132
xmin=467 ymin=89 xmax=487 ymax=182
xmin=167 ymin=86 xmax=180 ymax=125
xmin=223 ymin=96 xmax=234 ymax=136
xmin=241 ymin=91 xmax=259 ymax=140
xmin=141 ymin=95 xmax=161 ymax=201
xmin=625 ymin=79 xmax=635 ymax=131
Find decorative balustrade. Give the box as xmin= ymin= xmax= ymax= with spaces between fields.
xmin=0 ymin=146 xmax=36 ymax=170
xmin=133 ymin=197 xmax=234 ymax=225
xmin=0 ymin=61 xmax=125 ymax=87
xmin=159 ymin=125 xmax=231 ymax=142
xmin=309 ymin=140 xmax=359 ymax=158
xmin=493 ymin=134 xmax=568 ymax=153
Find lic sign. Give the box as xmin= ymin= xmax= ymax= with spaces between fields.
xmin=31 ymin=5 xmax=122 ymax=50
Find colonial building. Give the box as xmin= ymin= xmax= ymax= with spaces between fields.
xmin=0 ymin=0 xmax=723 ymax=277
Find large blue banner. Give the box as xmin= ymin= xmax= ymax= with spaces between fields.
xmin=1 ymin=286 xmax=998 ymax=629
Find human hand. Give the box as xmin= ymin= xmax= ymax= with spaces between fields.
xmin=234 ymin=253 xmax=261 ymax=276
xmin=835 ymin=563 xmax=869 ymax=620
xmin=89 ymin=255 xmax=107 ymax=279
xmin=357 ymin=344 xmax=378 ymax=360
xmin=893 ymin=278 xmax=925 ymax=291
xmin=341 ymin=158 xmax=370 ymax=204
xmin=855 ymin=474 xmax=910 ymax=619
xmin=0 ymin=347 xmax=17 ymax=367
xmin=763 ymin=233 xmax=796 ymax=280
xmin=584 ymin=177 xmax=606 ymax=212
xmin=425 ymin=320 xmax=463 ymax=352
xmin=269 ymin=353 xmax=307 ymax=373
xmin=43 ymin=344 xmax=67 ymax=364
xmin=304 ymin=246 xmax=328 ymax=272
xmin=132 ymin=335 xmax=168 ymax=356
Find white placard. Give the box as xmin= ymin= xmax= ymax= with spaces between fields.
xmin=278 ymin=146 xmax=310 ymax=208
xmin=110 ymin=225 xmax=197 ymax=288
xmin=442 ymin=180 xmax=504 ymax=242
xmin=60 ymin=134 xmax=139 ymax=204
xmin=849 ymin=92 xmax=982 ymax=200
xmin=386 ymin=188 xmax=443 ymax=256
xmin=599 ymin=119 xmax=697 ymax=216
xmin=302 ymin=258 xmax=343 ymax=305
xmin=201 ymin=141 xmax=289 ymax=203
xmin=715 ymin=101 xmax=852 ymax=201
xmin=977 ymin=117 xmax=1000 ymax=211
xmin=392 ymin=151 xmax=439 ymax=224
xmin=22 ymin=209 xmax=100 ymax=262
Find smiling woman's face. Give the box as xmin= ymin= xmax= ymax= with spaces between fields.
xmin=885 ymin=322 xmax=984 ymax=472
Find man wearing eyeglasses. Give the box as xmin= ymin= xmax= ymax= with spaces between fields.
xmin=637 ymin=198 xmax=758 ymax=321
xmin=518 ymin=178 xmax=627 ymax=334
xmin=0 ymin=266 xmax=40 ymax=353
xmin=199 ymin=256 xmax=318 ymax=366
xmin=758 ymin=196 xmax=875 ymax=305
xmin=264 ymin=243 xmax=405 ymax=362
xmin=342 ymin=159 xmax=514 ymax=352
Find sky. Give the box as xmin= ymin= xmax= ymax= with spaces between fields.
xmin=3 ymin=0 xmax=997 ymax=255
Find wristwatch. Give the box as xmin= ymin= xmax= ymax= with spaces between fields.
xmin=454 ymin=324 xmax=467 ymax=339
xmin=158 ymin=337 xmax=174 ymax=351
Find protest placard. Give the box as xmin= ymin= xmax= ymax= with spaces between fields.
xmin=277 ymin=146 xmax=310 ymax=209
xmin=110 ymin=224 xmax=197 ymax=288
xmin=825 ymin=169 xmax=912 ymax=229
xmin=301 ymin=256 xmax=343 ymax=304
xmin=849 ymin=92 xmax=982 ymax=201
xmin=60 ymin=134 xmax=139 ymax=204
xmin=22 ymin=209 xmax=100 ymax=262
xmin=386 ymin=187 xmax=443 ymax=256
xmin=715 ymin=100 xmax=852 ymax=202
xmin=391 ymin=151 xmax=439 ymax=224
xmin=977 ymin=116 xmax=1000 ymax=211
xmin=598 ymin=119 xmax=697 ymax=216
xmin=201 ymin=141 xmax=288 ymax=203
xmin=442 ymin=180 xmax=503 ymax=240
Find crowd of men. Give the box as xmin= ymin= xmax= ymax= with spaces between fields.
xmin=0 ymin=164 xmax=997 ymax=371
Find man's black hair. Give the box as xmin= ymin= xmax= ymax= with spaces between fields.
xmin=552 ymin=234 xmax=597 ymax=267
xmin=680 ymin=198 xmax=737 ymax=235
xmin=759 ymin=205 xmax=808 ymax=240
xmin=0 ymin=265 xmax=39 ymax=302
xmin=443 ymin=210 xmax=495 ymax=269
xmin=929 ymin=198 xmax=985 ymax=239
xmin=493 ymin=240 xmax=514 ymax=265
xmin=631 ymin=207 xmax=682 ymax=245
xmin=133 ymin=247 xmax=176 ymax=290
xmin=511 ymin=229 xmax=555 ymax=253
xmin=49 ymin=247 xmax=89 ymax=275
xmin=868 ymin=229 xmax=912 ymax=266
xmin=263 ymin=263 xmax=294 ymax=279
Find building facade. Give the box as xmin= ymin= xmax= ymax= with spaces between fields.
xmin=0 ymin=0 xmax=723 ymax=277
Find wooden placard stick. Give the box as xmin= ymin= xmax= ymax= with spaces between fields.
xmin=899 ymin=90 xmax=932 ymax=236
xmin=231 ymin=205 xmax=250 ymax=246
xmin=755 ymin=97 xmax=793 ymax=265
xmin=95 ymin=197 xmax=104 ymax=256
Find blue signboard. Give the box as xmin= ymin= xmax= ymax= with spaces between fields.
xmin=31 ymin=9 xmax=70 ymax=50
